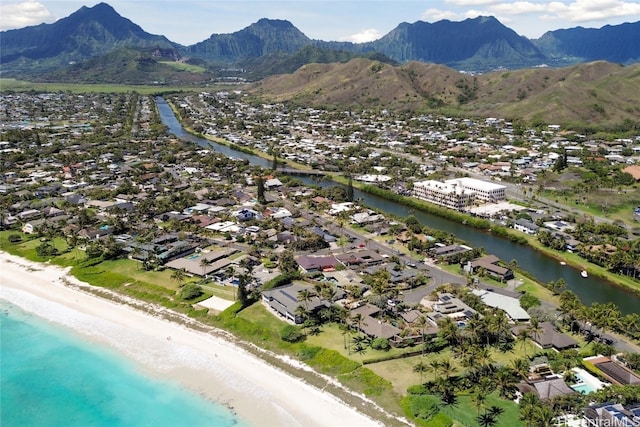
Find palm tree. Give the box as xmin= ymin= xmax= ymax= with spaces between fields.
xmin=437 ymin=316 xmax=461 ymax=347
xmin=528 ymin=317 xmax=543 ymax=348
xmin=476 ymin=412 xmax=497 ymax=427
xmin=473 ymin=346 xmax=495 ymax=375
xmin=428 ymin=359 xmax=442 ymax=377
xmin=438 ymin=358 xmax=457 ymax=383
xmin=352 ymin=335 xmax=369 ymax=355
xmin=511 ymin=357 xmax=530 ymax=382
xmin=558 ymin=290 xmax=580 ymax=327
xmin=171 ymin=268 xmax=187 ymax=288
xmin=413 ymin=360 xmax=429 ymax=384
xmin=517 ymin=327 xmax=531 ymax=357
xmin=532 ymin=405 xmax=557 ymax=427
xmin=415 ymin=315 xmax=430 ymax=356
xmin=518 ymin=392 xmax=540 ymax=427
xmin=297 ymin=288 xmax=316 ymax=311
xmin=495 ymin=367 xmax=517 ymax=399
xmin=351 ymin=313 xmax=365 ymax=333
xmin=471 ymin=389 xmax=487 ymax=417
xmin=199 ymin=257 xmax=210 ymax=277
xmin=236 ymin=273 xmax=250 ymax=306
xmin=295 ymin=305 xmax=309 ymax=326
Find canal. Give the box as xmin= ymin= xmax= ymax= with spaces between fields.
xmin=156 ymin=97 xmax=639 ymax=314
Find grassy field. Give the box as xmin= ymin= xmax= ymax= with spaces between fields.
xmin=158 ymin=61 xmax=207 ymax=73
xmin=365 ymin=341 xmax=540 ymax=396
xmin=441 ymin=391 xmax=523 ymax=427
xmin=0 ymin=78 xmax=220 ymax=94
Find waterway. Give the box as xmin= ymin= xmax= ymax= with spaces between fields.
xmin=156 ymin=97 xmax=639 ymax=315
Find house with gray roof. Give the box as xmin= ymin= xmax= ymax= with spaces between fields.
xmin=262 ymin=283 xmax=328 ymax=324
xmin=511 ymin=322 xmax=578 ymax=351
xmin=513 ymin=218 xmax=539 ymax=235
xmin=516 ymin=377 xmax=575 ymax=401
xmin=296 ymin=255 xmax=340 ymax=273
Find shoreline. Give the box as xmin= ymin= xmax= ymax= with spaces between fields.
xmin=0 ymin=252 xmax=389 ymax=427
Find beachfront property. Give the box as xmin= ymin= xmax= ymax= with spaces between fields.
xmin=261 ymin=282 xmax=339 ymax=324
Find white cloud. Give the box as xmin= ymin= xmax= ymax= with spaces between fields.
xmin=445 ymin=0 xmax=500 ymax=6
xmin=343 ymin=28 xmax=383 ymax=43
xmin=463 ymin=9 xmax=494 ymax=19
xmin=0 ymin=0 xmax=55 ymax=30
xmin=488 ymin=0 xmax=640 ymax=23
xmin=421 ymin=8 xmax=459 ymax=22
xmin=489 ymin=1 xmax=548 ymax=15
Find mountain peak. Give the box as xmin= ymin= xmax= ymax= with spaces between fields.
xmin=253 ymin=18 xmax=296 ymax=28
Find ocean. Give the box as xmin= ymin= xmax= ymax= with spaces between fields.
xmin=0 ymin=300 xmax=246 ymax=427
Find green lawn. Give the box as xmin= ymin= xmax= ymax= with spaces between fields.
xmin=200 ymin=283 xmax=236 ymax=300
xmin=366 ymin=340 xmax=540 ymax=396
xmin=440 ymin=391 xmax=523 ymax=427
xmin=98 ymin=258 xmax=190 ymax=290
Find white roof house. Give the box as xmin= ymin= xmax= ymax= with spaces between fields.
xmin=472 ymin=289 xmax=530 ymax=322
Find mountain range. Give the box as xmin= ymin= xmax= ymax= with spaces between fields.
xmin=1 ymin=2 xmax=639 ymax=79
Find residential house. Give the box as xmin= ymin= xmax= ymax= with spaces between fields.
xmin=350 ymin=303 xmax=403 ymax=345
xmin=513 ymin=218 xmax=539 ymax=235
xmin=296 ymin=255 xmax=340 ymax=273
xmin=511 ymin=322 xmax=578 ymax=351
xmin=431 ymin=244 xmax=472 ymax=260
xmin=590 ymin=357 xmax=640 ymax=386
xmin=472 ymin=289 xmax=530 ymax=322
xmin=232 ymin=208 xmax=260 ymax=222
xmin=516 ymin=377 xmax=576 ymax=401
xmin=335 ymin=250 xmax=385 ymax=268
xmin=583 ymin=403 xmax=640 ymax=427
xmin=465 ymin=254 xmax=514 ymax=281
xmin=262 ymin=283 xmax=327 ymax=324
xmin=426 ymin=292 xmax=478 ymax=323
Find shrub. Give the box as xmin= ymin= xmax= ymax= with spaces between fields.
xmin=520 ymin=293 xmax=541 ymax=310
xmin=279 ymin=324 xmax=305 ymax=343
xmin=179 ymin=283 xmax=203 ymax=300
xmin=8 ymin=234 xmax=22 ymax=243
xmin=403 ymin=394 xmax=442 ymax=421
xmin=371 ymin=337 xmax=390 ymax=351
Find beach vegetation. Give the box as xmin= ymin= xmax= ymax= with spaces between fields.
xmin=280 ymin=324 xmax=305 ymax=343
xmin=8 ymin=234 xmax=22 ymax=243
xmin=35 ymin=241 xmax=58 ymax=258
xmin=179 ymin=283 xmax=203 ymax=300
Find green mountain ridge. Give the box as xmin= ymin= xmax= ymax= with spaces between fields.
xmin=1 ymin=2 xmax=638 ymax=78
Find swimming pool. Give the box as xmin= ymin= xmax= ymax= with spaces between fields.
xmin=571 ymin=368 xmax=606 ymax=394
xmin=572 ymin=382 xmax=596 ymax=394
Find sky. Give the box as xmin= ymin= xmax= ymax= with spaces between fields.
xmin=2 ymin=0 xmax=640 ymax=44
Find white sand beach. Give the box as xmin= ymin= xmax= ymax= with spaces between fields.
xmin=0 ymin=252 xmax=390 ymax=427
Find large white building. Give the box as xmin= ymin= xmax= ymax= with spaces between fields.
xmin=444 ymin=178 xmax=506 ymax=203
xmin=412 ymin=180 xmax=475 ymax=210
xmin=412 ymin=177 xmax=507 ymax=211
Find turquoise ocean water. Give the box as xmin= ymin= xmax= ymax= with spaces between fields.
xmin=0 ymin=300 xmax=247 ymax=427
